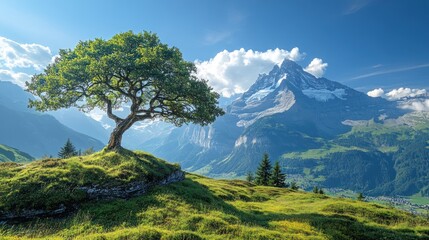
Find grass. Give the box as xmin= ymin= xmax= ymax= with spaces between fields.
xmin=409 ymin=194 xmax=429 ymax=205
xmin=1 ymin=171 xmax=428 ymax=239
xmin=282 ymin=145 xmax=368 ymax=160
xmin=0 ymin=149 xmax=180 ymax=212
xmin=0 ymin=144 xmax=34 ymax=163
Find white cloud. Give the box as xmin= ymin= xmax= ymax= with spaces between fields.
xmin=304 ymin=58 xmax=328 ymax=78
xmin=84 ymin=108 xmax=105 ymax=122
xmin=367 ymin=88 xmax=385 ymax=98
xmin=0 ymin=36 xmax=52 ymax=70
xmin=366 ymin=87 xmax=427 ymax=100
xmin=367 ymin=87 xmax=429 ymax=111
xmin=195 ymin=48 xmax=305 ymax=97
xmin=385 ymin=87 xmax=427 ymax=100
xmin=0 ymin=36 xmax=54 ymax=87
xmin=0 ymin=69 xmax=31 ymax=87
xmin=399 ymin=99 xmax=429 ymax=112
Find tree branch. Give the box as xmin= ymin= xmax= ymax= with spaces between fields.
xmin=100 ymin=96 xmax=123 ymax=124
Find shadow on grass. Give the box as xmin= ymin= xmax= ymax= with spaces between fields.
xmin=2 ymin=177 xmax=428 ymax=240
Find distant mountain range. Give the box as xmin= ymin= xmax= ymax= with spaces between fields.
xmin=139 ymin=60 xmax=429 ymax=197
xmin=0 ymin=81 xmax=104 ymax=158
xmin=145 ymin=60 xmax=403 ymax=172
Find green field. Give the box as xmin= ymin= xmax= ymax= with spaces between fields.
xmin=1 ymin=152 xmax=428 ymax=239
xmin=282 ymin=145 xmax=368 ymax=160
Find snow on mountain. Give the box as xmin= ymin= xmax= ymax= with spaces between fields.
xmin=229 ymin=59 xmax=354 ymax=128
xmin=302 ymin=88 xmax=347 ymax=102
xmin=143 ymin=58 xmax=406 ymax=178
xmin=245 ymin=88 xmax=275 ymax=105
xmin=237 ymin=90 xmax=296 ymax=127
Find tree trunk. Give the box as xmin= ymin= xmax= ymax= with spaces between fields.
xmin=106 ymin=117 xmax=136 ymax=151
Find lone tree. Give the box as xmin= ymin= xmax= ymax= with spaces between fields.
xmin=270 ymin=161 xmax=286 ymax=187
xmin=27 ymin=31 xmax=224 ymax=150
xmin=255 ymin=153 xmax=272 ymax=186
xmin=58 ymin=138 xmax=78 ymax=158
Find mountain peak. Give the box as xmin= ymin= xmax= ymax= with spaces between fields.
xmin=280 ymin=59 xmax=302 ymax=71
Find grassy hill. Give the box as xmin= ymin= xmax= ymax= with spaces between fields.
xmin=0 ymin=151 xmax=428 ymax=239
xmin=0 ymin=144 xmax=34 ymax=163
xmin=0 ymin=149 xmax=180 ymax=214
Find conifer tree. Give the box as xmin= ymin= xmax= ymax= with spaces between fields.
xmin=290 ymin=181 xmax=299 ymax=190
xmin=318 ymin=188 xmax=324 ymax=194
xmin=270 ymin=161 xmax=286 ymax=187
xmin=313 ymin=186 xmax=319 ymax=193
xmin=58 ymin=138 xmax=78 ymax=159
xmin=357 ymin=192 xmax=365 ymax=201
xmin=255 ymin=153 xmax=272 ymax=186
xmin=246 ymin=171 xmax=254 ymax=183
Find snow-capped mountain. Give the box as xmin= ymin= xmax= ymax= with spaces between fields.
xmin=147 ymin=59 xmax=404 ymax=176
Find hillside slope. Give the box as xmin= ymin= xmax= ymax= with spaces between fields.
xmin=0 ymin=144 xmax=34 ymax=163
xmin=0 ymin=81 xmax=105 ymax=157
xmin=0 ymin=104 xmax=104 ymax=158
xmin=1 ymin=172 xmax=428 ymax=239
xmin=283 ymin=112 xmax=429 ymax=196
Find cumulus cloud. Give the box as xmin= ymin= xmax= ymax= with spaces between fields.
xmin=367 ymin=88 xmax=385 ymax=98
xmin=385 ymin=87 xmax=427 ymax=100
xmin=0 ymin=69 xmax=31 ymax=87
xmin=84 ymin=108 xmax=105 ymax=122
xmin=367 ymin=87 xmax=427 ymax=100
xmin=0 ymin=36 xmax=52 ymax=70
xmin=0 ymin=36 xmax=54 ymax=87
xmin=195 ymin=47 xmax=305 ymax=97
xmin=304 ymin=58 xmax=328 ymax=78
xmin=400 ymin=99 xmax=429 ymax=112
xmin=366 ymin=87 xmax=429 ymax=111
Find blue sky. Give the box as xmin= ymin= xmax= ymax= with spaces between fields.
xmin=1 ymin=0 xmax=428 ymax=94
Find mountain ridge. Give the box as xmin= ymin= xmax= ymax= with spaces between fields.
xmin=148 ymin=59 xmax=405 ymax=174
xmin=0 ymin=81 xmax=104 ymax=158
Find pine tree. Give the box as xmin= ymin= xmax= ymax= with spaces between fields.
xmin=318 ymin=188 xmax=324 ymax=195
xmin=255 ymin=153 xmax=272 ymax=186
xmin=270 ymin=161 xmax=286 ymax=187
xmin=313 ymin=186 xmax=319 ymax=193
xmin=357 ymin=192 xmax=365 ymax=201
xmin=290 ymin=181 xmax=299 ymax=190
xmin=58 ymin=138 xmax=78 ymax=159
xmin=246 ymin=171 xmax=254 ymax=183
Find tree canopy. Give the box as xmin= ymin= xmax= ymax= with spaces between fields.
xmin=27 ymin=31 xmax=224 ymax=150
